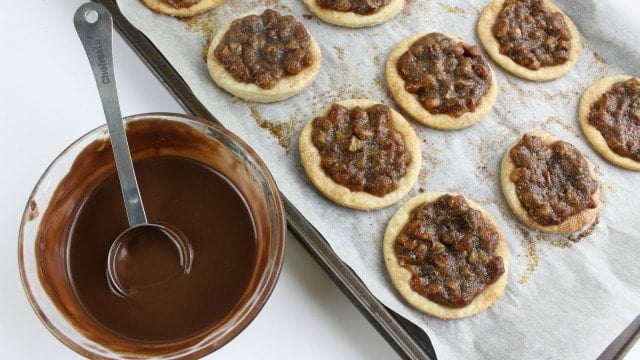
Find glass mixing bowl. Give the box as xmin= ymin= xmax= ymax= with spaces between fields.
xmin=19 ymin=113 xmax=286 ymax=359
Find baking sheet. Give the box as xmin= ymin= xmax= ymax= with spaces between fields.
xmin=114 ymin=0 xmax=640 ymax=358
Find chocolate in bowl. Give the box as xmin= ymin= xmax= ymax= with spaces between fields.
xmin=18 ymin=113 xmax=286 ymax=359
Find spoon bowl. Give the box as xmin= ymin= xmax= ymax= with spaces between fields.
xmin=107 ymin=224 xmax=193 ymax=297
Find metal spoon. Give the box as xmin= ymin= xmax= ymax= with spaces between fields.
xmin=74 ymin=3 xmax=192 ymax=297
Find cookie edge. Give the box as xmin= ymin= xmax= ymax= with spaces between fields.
xmin=206 ymin=11 xmax=323 ymax=103
xmin=301 ymin=0 xmax=405 ymax=28
xmin=383 ymin=192 xmax=510 ymax=319
xmin=299 ymin=98 xmax=422 ymax=210
xmin=141 ymin=0 xmax=224 ymax=17
xmin=578 ymin=75 xmax=640 ymax=171
xmin=477 ymin=0 xmax=581 ymax=82
xmin=500 ymin=130 xmax=600 ymax=234
xmin=385 ymin=32 xmax=498 ymax=130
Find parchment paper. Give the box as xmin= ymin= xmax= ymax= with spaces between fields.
xmin=115 ymin=0 xmax=640 ymax=358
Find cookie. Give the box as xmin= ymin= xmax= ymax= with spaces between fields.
xmin=301 ymin=0 xmax=404 ymax=28
xmin=383 ymin=192 xmax=509 ymax=319
xmin=141 ymin=0 xmax=223 ymax=17
xmin=477 ymin=0 xmax=580 ymax=81
xmin=299 ymin=99 xmax=421 ymax=210
xmin=579 ymin=75 xmax=640 ymax=171
xmin=386 ymin=32 xmax=498 ymax=130
xmin=501 ymin=131 xmax=600 ymax=233
xmin=206 ymin=10 xmax=322 ymax=103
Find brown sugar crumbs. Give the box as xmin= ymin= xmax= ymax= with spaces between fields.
xmin=517 ymin=226 xmax=539 ymax=284
xmin=250 ymin=107 xmax=297 ymax=151
xmin=509 ymin=134 xmax=598 ymax=226
xmin=311 ymin=103 xmax=410 ymax=196
xmin=396 ymin=33 xmax=492 ymax=117
xmin=492 ymin=0 xmax=572 ymax=70
xmin=394 ymin=194 xmax=505 ymax=307
xmin=588 ymin=77 xmax=640 ymax=161
xmin=214 ymin=9 xmax=313 ymax=89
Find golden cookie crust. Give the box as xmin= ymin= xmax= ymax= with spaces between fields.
xmin=302 ymin=0 xmax=404 ymax=28
xmin=299 ymin=99 xmax=421 ymax=210
xmin=579 ymin=75 xmax=640 ymax=171
xmin=383 ymin=192 xmax=509 ymax=319
xmin=141 ymin=0 xmax=224 ymax=17
xmin=206 ymin=12 xmax=322 ymax=103
xmin=501 ymin=131 xmax=600 ymax=233
xmin=477 ymin=0 xmax=580 ymax=81
xmin=385 ymin=32 xmax=498 ymax=130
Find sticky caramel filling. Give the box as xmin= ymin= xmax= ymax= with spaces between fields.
xmin=509 ymin=134 xmax=598 ymax=225
xmin=311 ymin=103 xmax=410 ymax=196
xmin=394 ymin=194 xmax=505 ymax=307
xmin=396 ymin=33 xmax=492 ymax=117
xmin=588 ymin=78 xmax=640 ymax=161
xmin=492 ymin=0 xmax=572 ymax=70
xmin=214 ymin=10 xmax=313 ymax=89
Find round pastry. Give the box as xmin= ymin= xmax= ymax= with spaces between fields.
xmin=386 ymin=32 xmax=498 ymax=130
xmin=501 ymin=131 xmax=600 ymax=233
xmin=477 ymin=0 xmax=580 ymax=81
xmin=141 ymin=0 xmax=224 ymax=17
xmin=206 ymin=9 xmax=322 ymax=103
xmin=299 ymin=99 xmax=421 ymax=210
xmin=302 ymin=0 xmax=404 ymax=28
xmin=578 ymin=75 xmax=640 ymax=171
xmin=383 ymin=192 xmax=509 ymax=319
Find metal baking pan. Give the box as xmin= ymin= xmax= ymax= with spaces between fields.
xmin=92 ymin=0 xmax=436 ymax=358
xmin=91 ymin=1 xmax=639 ymax=358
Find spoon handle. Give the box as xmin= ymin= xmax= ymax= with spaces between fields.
xmin=74 ymin=3 xmax=147 ymax=227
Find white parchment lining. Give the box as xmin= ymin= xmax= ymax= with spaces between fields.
xmin=115 ymin=0 xmax=640 ymax=358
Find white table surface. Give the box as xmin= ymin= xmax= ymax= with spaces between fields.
xmin=0 ymin=0 xmax=638 ymax=359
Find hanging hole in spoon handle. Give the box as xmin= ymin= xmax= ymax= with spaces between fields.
xmin=74 ymin=3 xmax=147 ymax=227
xmin=83 ymin=7 xmax=99 ymax=23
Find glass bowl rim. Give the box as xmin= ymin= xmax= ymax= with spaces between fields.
xmin=18 ymin=112 xmax=286 ymax=359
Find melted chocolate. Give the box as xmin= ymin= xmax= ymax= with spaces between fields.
xmin=35 ymin=118 xmax=273 ymax=354
xmin=69 ymin=156 xmax=256 ymax=342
